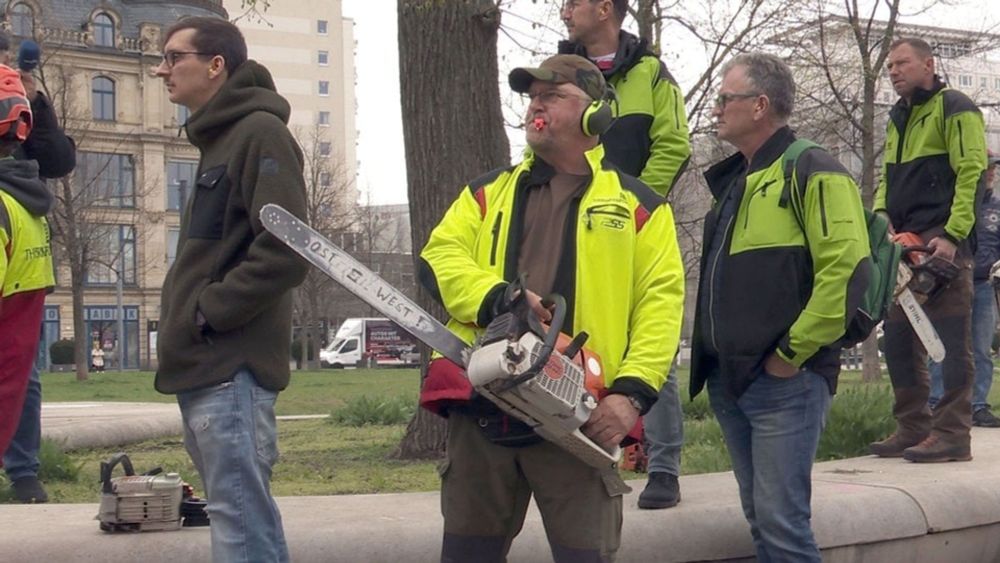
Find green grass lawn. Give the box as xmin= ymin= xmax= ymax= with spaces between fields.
xmin=40 ymin=368 xmax=420 ymax=416
xmin=16 ymin=365 xmax=999 ymax=504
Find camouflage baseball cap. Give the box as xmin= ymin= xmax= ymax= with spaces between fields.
xmin=508 ymin=54 xmax=607 ymax=101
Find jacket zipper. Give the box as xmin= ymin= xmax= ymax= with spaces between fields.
xmin=958 ymin=120 xmax=965 ymax=156
xmin=489 ymin=211 xmax=503 ymax=266
xmin=708 ymin=215 xmax=735 ymax=353
xmin=819 ymin=181 xmax=828 ymax=237
xmin=742 ymin=180 xmax=776 ymax=230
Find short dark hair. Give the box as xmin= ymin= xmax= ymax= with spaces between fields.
xmin=163 ymin=17 xmax=247 ymax=77
xmin=610 ymin=0 xmax=628 ymax=22
xmin=890 ymin=37 xmax=933 ymax=59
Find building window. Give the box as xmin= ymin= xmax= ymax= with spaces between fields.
xmin=93 ymin=13 xmax=115 ymax=47
xmin=317 ymin=20 xmax=328 ymax=35
xmin=320 ymin=171 xmax=331 ymax=187
xmin=92 ymin=76 xmax=115 ymax=121
xmin=166 ymin=160 xmax=197 ymax=211
xmin=995 ymin=78 xmax=1000 ymax=91
xmin=318 ymin=111 xmax=330 ymax=126
xmin=10 ymin=3 xmax=33 ymax=37
xmin=318 ymin=50 xmax=329 ymax=66
xmin=958 ymin=75 xmax=973 ymax=87
xmin=981 ymin=77 xmax=988 ymax=89
xmin=77 ymin=152 xmax=135 ymax=207
xmin=86 ymin=225 xmax=136 ymax=285
xmin=176 ymin=103 xmax=190 ymax=124
xmin=167 ymin=228 xmax=180 ymax=267
xmin=319 ymin=81 xmax=329 ymax=96
xmin=320 ymin=142 xmax=331 ymax=158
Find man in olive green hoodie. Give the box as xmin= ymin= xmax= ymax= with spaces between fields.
xmin=154 ymin=17 xmax=308 ymax=563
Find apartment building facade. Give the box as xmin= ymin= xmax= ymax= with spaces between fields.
xmin=3 ymin=0 xmax=356 ymax=370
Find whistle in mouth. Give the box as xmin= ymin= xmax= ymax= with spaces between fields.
xmin=532 ymin=118 xmax=545 ymax=131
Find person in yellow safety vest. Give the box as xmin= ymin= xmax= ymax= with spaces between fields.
xmin=0 ymin=63 xmax=53 ymax=460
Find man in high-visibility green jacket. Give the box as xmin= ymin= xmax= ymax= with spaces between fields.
xmin=870 ymin=37 xmax=988 ymax=463
xmin=558 ymin=0 xmax=692 ymax=511
xmin=0 ymin=64 xmax=53 ymax=460
xmin=419 ymin=54 xmax=685 ymax=562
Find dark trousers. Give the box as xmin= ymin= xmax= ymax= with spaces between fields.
xmin=439 ymin=414 xmax=628 ymax=563
xmin=884 ymin=259 xmax=974 ymax=444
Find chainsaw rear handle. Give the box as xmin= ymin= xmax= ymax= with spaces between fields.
xmin=100 ymin=452 xmax=135 ymax=494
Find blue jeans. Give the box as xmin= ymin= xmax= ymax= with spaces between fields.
xmin=3 ymin=364 xmax=41 ymax=481
xmin=177 ymin=369 xmax=288 ymax=563
xmin=929 ymin=280 xmax=995 ymax=411
xmin=707 ymin=368 xmax=831 ymax=563
xmin=643 ymin=364 xmax=683 ymax=476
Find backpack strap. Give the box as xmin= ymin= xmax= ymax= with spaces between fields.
xmin=779 ymin=139 xmax=824 ymax=244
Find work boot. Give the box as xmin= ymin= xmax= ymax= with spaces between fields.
xmin=637 ymin=472 xmax=680 ymax=509
xmin=10 ymin=476 xmax=49 ymax=504
xmin=902 ymin=435 xmax=972 ymax=463
xmin=973 ymin=407 xmax=1000 ymax=428
xmin=869 ymin=432 xmax=927 ymax=458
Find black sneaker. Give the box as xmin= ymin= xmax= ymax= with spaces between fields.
xmin=10 ymin=476 xmax=48 ymax=504
xmin=973 ymin=407 xmax=1000 ymax=428
xmin=637 ymin=472 xmax=680 ymax=509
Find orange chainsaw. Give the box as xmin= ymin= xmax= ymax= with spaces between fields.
xmin=260 ymin=204 xmax=624 ymax=469
xmin=891 ymin=232 xmax=951 ymax=361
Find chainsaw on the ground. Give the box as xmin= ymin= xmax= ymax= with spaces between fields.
xmin=97 ymin=452 xmax=209 ymax=532
xmin=891 ymin=232 xmax=952 ymax=362
xmin=260 ymin=203 xmax=621 ymax=469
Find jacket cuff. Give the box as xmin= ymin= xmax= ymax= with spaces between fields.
xmin=942 ymin=231 xmax=962 ymax=246
xmin=476 ymin=282 xmax=509 ymax=328
xmin=607 ymin=376 xmax=658 ymax=415
xmin=775 ymin=335 xmax=804 ymax=368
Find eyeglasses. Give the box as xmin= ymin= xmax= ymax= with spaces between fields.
xmin=524 ymin=90 xmax=590 ymax=105
xmin=714 ymin=92 xmax=761 ymax=109
xmin=160 ymin=51 xmax=213 ymax=68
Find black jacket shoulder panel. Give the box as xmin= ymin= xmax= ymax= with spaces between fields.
xmin=941 ymin=88 xmax=981 ymax=118
xmin=795 ymin=145 xmax=850 ymax=186
xmin=610 ymin=164 xmax=664 ymax=212
xmin=465 ymin=165 xmax=514 ymax=196
xmin=655 ymin=58 xmax=678 ymax=85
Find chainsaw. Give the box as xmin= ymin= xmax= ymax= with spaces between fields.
xmin=97 ymin=452 xmax=209 ymax=532
xmin=892 ymin=232 xmax=952 ymax=362
xmin=260 ymin=203 xmax=621 ymax=469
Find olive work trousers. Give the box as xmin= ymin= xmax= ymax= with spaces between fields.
xmin=439 ymin=413 xmax=630 ymax=563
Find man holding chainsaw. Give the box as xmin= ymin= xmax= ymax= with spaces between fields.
xmin=928 ymin=154 xmax=1000 ymax=428
xmin=870 ymin=37 xmax=988 ymax=463
xmin=419 ymin=54 xmax=684 ymax=562
xmin=690 ymin=53 xmax=871 ymax=561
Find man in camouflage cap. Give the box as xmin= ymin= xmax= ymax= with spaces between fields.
xmin=418 ymin=53 xmax=684 ymax=561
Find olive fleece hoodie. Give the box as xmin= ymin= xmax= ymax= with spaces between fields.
xmin=155 ymin=60 xmax=308 ymax=394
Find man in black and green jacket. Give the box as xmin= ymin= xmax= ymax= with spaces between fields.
xmin=870 ymin=37 xmax=987 ymax=463
xmin=154 ymin=18 xmax=308 ymax=562
xmin=692 ymin=53 xmax=870 ymax=561
xmin=560 ymin=0 xmax=691 ymax=510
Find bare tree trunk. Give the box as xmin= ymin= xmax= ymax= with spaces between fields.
xmin=55 ymin=178 xmax=89 ymax=381
xmin=861 ymin=333 xmax=881 ymax=382
xmin=394 ymin=0 xmax=510 ymax=459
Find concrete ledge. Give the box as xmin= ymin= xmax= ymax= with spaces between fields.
xmin=4 ymin=432 xmax=1000 ymax=563
xmin=41 ymin=402 xmax=183 ymax=450
xmin=13 ymin=407 xmax=1000 ymax=562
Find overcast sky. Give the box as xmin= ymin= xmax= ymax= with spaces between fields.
xmin=344 ymin=0 xmax=998 ymax=206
